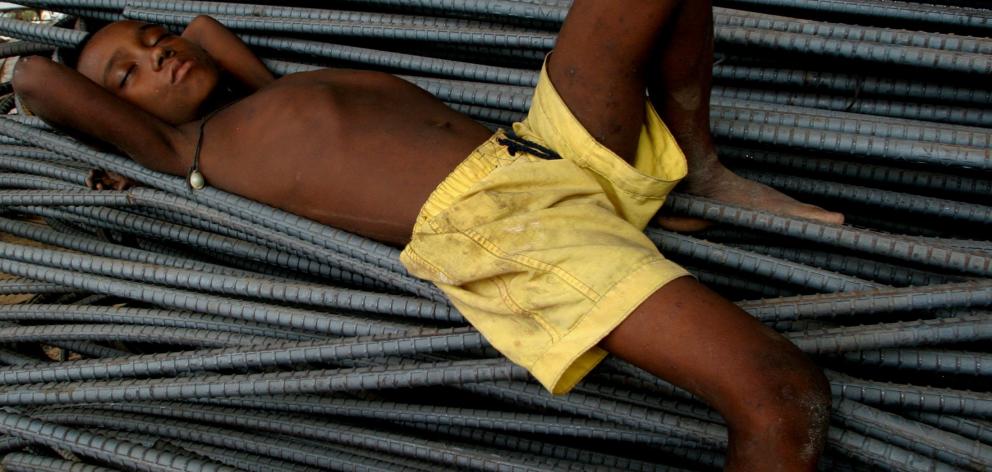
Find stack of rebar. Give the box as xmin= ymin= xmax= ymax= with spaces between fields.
xmin=0 ymin=0 xmax=988 ymax=470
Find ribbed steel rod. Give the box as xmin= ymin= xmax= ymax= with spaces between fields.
xmin=0 ymin=241 xmax=460 ymax=323
xmin=1 ymin=188 xmax=429 ymax=297
xmin=49 ymin=402 xmax=561 ymax=472
xmin=35 ymin=409 xmax=421 ymax=472
xmin=395 ymin=421 xmax=685 ymax=472
xmin=0 ymin=156 xmax=88 ymax=186
xmin=826 ymin=427 xmax=958 ymax=472
xmin=827 ymin=370 xmax=992 ymax=417
xmin=2 ymin=453 xmax=119 ymax=472
xmin=736 ymin=169 xmax=992 ymax=224
xmin=0 ymin=145 xmax=81 ymax=164
xmin=0 ymin=324 xmax=279 ymax=348
xmin=96 ymin=426 xmax=434 ymax=472
xmin=738 ymin=280 xmax=992 ymax=321
xmin=0 ymin=41 xmax=55 ymax=59
xmin=284 ymin=0 xmax=570 ymax=24
xmin=238 ymin=33 xmax=539 ymax=87
xmin=716 ymin=26 xmax=992 ymax=75
xmin=727 ymin=244 xmax=958 ymax=287
xmin=16 ymin=204 xmax=387 ymax=292
xmin=195 ymin=394 xmax=680 ymax=447
xmin=663 ymin=194 xmax=992 ymax=276
xmin=0 ymin=18 xmax=87 ymax=48
xmin=0 ymin=216 xmax=308 ymax=284
xmin=717 ymin=146 xmax=992 ymax=198
xmin=715 ymin=86 xmax=992 ymax=128
xmin=717 ymin=0 xmax=992 ymax=33
xmin=711 ymin=63 xmax=992 ymax=105
xmin=685 ymin=264 xmax=797 ymax=299
xmin=124 ymin=0 xmax=541 ymax=31
xmin=714 ymin=6 xmax=992 ymax=54
xmin=0 ymin=173 xmax=76 ymax=191
xmin=786 ymin=314 xmax=992 ymax=354
xmin=648 ymin=228 xmax=883 ymax=292
xmin=50 ymin=7 xmax=123 ymax=22
xmin=841 ymin=349 xmax=992 ymax=376
xmin=147 ymin=438 xmax=334 ymax=472
xmin=461 ymin=381 xmax=727 ymax=447
xmin=0 ymin=348 xmax=41 ymax=366
xmin=0 ymin=314 xmax=104 ymax=364
xmin=0 ymin=278 xmax=75 ymax=296
xmin=124 ymin=7 xmax=558 ymax=49
xmin=711 ymin=97 xmax=992 ymax=148
xmin=0 ymin=257 xmax=409 ymax=336
xmin=0 ymin=305 xmax=319 ymax=340
xmin=904 ymin=412 xmax=992 ymax=446
xmin=709 ymin=117 xmax=991 ymax=169
xmin=4 ymin=0 xmax=125 ymax=10
xmin=840 ymin=398 xmax=991 ymax=469
xmin=0 ymin=410 xmax=235 ymax=472
xmin=0 ymin=329 xmax=489 ymax=385
xmin=0 ymin=359 xmax=526 ymax=406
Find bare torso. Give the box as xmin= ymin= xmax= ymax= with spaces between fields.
xmin=183 ymin=69 xmax=493 ymax=245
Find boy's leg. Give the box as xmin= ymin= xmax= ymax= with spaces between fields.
xmin=550 ymin=0 xmax=843 ymax=227
xmin=645 ymin=0 xmax=843 ymax=227
xmin=601 ymin=278 xmax=831 ymax=470
xmin=550 ymin=1 xmax=831 ymax=469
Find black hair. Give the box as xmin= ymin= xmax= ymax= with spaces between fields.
xmin=56 ymin=37 xmax=89 ymax=69
xmin=56 ymin=17 xmax=112 ymax=69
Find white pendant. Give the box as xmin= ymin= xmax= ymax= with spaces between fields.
xmin=188 ymin=170 xmax=206 ymax=190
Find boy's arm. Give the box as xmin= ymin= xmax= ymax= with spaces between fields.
xmin=13 ymin=56 xmax=188 ymax=175
xmin=181 ymin=15 xmax=274 ymax=92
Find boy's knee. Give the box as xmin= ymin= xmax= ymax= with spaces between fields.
xmin=739 ymin=346 xmax=832 ymax=455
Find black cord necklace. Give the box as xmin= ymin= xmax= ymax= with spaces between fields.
xmin=188 ymin=100 xmax=235 ymax=190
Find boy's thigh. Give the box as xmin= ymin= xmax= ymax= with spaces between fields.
xmin=550 ymin=0 xmax=683 ymax=161
xmin=601 ymin=277 xmax=816 ymax=411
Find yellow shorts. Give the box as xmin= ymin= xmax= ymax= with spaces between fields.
xmin=400 ymin=61 xmax=690 ymax=394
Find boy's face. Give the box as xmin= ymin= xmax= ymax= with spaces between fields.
xmin=77 ymin=21 xmax=220 ymax=125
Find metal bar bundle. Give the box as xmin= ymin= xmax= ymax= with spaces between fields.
xmin=0 ymin=1 xmax=987 ymax=471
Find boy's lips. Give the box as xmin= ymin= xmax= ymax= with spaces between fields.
xmin=171 ymin=59 xmax=193 ymax=84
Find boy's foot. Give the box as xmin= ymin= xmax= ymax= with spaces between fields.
xmin=658 ymin=162 xmax=844 ymax=232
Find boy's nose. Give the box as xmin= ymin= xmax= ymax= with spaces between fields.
xmin=151 ymin=47 xmax=175 ymax=71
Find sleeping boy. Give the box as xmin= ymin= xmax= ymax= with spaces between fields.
xmin=14 ymin=2 xmax=837 ymax=469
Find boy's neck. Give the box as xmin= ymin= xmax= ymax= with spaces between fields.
xmin=197 ymin=73 xmax=245 ymax=119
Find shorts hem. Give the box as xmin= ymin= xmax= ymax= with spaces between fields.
xmin=513 ymin=58 xmax=688 ymax=201
xmin=530 ymin=259 xmax=692 ymax=395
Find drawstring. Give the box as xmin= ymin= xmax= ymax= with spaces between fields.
xmin=497 ymin=130 xmax=562 ymax=161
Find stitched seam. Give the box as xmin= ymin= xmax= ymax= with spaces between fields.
xmin=460 ymin=226 xmax=601 ymax=302
xmin=402 ymin=246 xmax=455 ymax=285
xmin=492 ymin=276 xmax=562 ymax=341
xmin=529 ymin=257 xmax=680 ymax=361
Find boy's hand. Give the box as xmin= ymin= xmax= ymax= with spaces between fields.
xmin=86 ymin=169 xmax=136 ymax=191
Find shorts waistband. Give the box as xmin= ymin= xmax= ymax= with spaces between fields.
xmin=416 ymin=130 xmax=512 ymax=225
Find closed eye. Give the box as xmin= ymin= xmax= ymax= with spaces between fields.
xmin=119 ymin=64 xmax=136 ymax=88
xmin=152 ymin=33 xmax=170 ymax=46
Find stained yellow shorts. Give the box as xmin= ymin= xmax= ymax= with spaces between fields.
xmin=400 ymin=61 xmax=691 ymax=394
